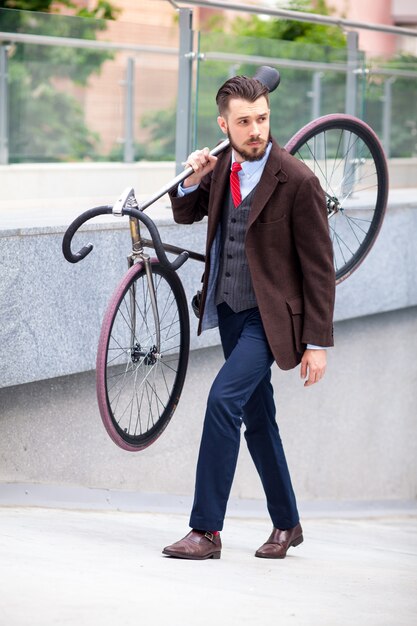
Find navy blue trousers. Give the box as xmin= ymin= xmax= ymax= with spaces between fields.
xmin=189 ymin=303 xmax=299 ymax=532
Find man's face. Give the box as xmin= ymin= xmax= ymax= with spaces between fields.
xmin=217 ymin=96 xmax=270 ymax=163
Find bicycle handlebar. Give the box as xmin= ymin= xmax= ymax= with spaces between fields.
xmin=62 ymin=204 xmax=189 ymax=272
xmin=62 ymin=206 xmax=112 ymax=263
xmin=62 ymin=66 xmax=281 ymax=269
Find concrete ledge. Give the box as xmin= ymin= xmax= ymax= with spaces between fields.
xmin=0 ymin=161 xmax=177 ymax=205
xmin=1 ymin=158 xmax=416 ymax=205
xmin=1 ymin=189 xmax=417 ymax=388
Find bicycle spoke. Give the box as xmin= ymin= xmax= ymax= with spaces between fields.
xmin=287 ymin=115 xmax=387 ymax=283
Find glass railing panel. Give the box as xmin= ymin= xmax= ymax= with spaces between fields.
xmin=195 ymin=31 xmax=353 ymax=149
xmin=361 ymin=34 xmax=417 ymax=159
xmin=0 ymin=5 xmax=178 ymax=163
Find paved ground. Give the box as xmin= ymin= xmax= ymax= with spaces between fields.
xmin=0 ymin=504 xmax=416 ymax=626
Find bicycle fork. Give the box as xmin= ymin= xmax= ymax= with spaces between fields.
xmin=128 ymin=215 xmax=161 ymax=358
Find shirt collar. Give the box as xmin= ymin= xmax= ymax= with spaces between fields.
xmin=231 ymin=141 xmax=272 ymax=178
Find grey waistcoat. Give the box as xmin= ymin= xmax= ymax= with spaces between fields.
xmin=215 ymin=186 xmax=258 ymax=312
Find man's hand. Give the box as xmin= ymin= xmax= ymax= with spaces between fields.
xmin=300 ymin=349 xmax=327 ymax=387
xmin=183 ymin=148 xmax=218 ymax=188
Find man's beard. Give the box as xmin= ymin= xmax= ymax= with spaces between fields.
xmin=228 ymin=132 xmax=269 ymax=162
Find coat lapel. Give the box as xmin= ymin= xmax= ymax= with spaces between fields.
xmin=248 ymin=140 xmax=288 ymax=228
xmin=206 ymin=147 xmax=231 ymax=250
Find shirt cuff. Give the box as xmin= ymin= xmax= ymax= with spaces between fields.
xmin=178 ymin=182 xmax=199 ymax=197
xmin=306 ymin=344 xmax=328 ymax=350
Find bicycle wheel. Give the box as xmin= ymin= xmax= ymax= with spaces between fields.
xmin=96 ymin=259 xmax=190 ymax=451
xmin=285 ymin=114 xmax=388 ymax=283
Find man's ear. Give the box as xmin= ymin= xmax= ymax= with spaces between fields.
xmin=217 ymin=115 xmax=228 ymax=135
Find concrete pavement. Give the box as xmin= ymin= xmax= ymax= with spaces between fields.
xmin=0 ymin=503 xmax=416 ymax=626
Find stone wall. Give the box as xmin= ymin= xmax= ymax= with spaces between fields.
xmin=0 ymin=180 xmax=416 ymax=503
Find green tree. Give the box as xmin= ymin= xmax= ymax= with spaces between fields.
xmin=140 ymin=0 xmax=349 ymax=159
xmin=195 ymin=0 xmax=349 ymax=148
xmin=196 ymin=0 xmax=417 ymax=158
xmin=133 ymin=0 xmax=417 ymax=161
xmin=0 ymin=0 xmax=119 ymax=162
xmin=230 ymin=0 xmax=346 ymax=47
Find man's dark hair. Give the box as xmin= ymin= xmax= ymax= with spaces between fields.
xmin=216 ymin=76 xmax=270 ymax=116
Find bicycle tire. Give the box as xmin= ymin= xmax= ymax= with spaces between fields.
xmin=96 ymin=260 xmax=190 ymax=451
xmin=285 ymin=114 xmax=388 ymax=283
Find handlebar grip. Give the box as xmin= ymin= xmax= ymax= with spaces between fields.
xmin=170 ymin=251 xmax=189 ymax=271
xmin=73 ymin=243 xmax=94 ymax=262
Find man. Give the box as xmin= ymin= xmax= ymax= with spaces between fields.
xmin=163 ymin=75 xmax=335 ymax=560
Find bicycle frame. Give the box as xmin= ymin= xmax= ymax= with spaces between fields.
xmin=126 ymin=215 xmax=161 ymax=354
xmin=126 ymin=204 xmax=205 ymax=353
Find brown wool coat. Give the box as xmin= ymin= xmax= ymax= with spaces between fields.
xmin=170 ymin=139 xmax=335 ymax=371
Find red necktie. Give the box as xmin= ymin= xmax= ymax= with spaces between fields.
xmin=230 ymin=161 xmax=242 ymax=207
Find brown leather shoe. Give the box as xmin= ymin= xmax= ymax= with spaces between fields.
xmin=162 ymin=530 xmax=222 ymax=560
xmin=255 ymin=523 xmax=303 ymax=559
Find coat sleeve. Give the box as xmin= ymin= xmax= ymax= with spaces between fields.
xmin=169 ymin=174 xmax=212 ymax=225
xmin=291 ymin=174 xmax=335 ymax=347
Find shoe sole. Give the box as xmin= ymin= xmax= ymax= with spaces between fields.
xmin=162 ymin=549 xmax=221 ymax=560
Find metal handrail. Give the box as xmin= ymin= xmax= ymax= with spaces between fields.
xmin=0 ymin=31 xmax=177 ymax=55
xmin=180 ymin=0 xmax=417 ymax=38
xmin=2 ymin=29 xmax=416 ymax=80
xmin=202 ymin=51 xmax=417 ymax=80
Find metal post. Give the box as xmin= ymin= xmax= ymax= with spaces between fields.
xmin=382 ymin=77 xmax=395 ymax=159
xmin=0 ymin=45 xmax=9 ymax=165
xmin=175 ymin=8 xmax=194 ymax=175
xmin=345 ymin=30 xmax=359 ymax=118
xmin=123 ymin=56 xmax=135 ymax=163
xmin=310 ymin=71 xmax=322 ymax=121
xmin=309 ymin=72 xmax=324 ymax=160
xmin=342 ymin=31 xmax=360 ymax=196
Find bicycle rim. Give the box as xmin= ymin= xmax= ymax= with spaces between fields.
xmin=96 ymin=260 xmax=190 ymax=451
xmin=285 ymin=114 xmax=388 ymax=283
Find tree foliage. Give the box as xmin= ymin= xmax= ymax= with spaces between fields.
xmin=143 ymin=0 xmax=417 ymax=159
xmin=140 ymin=0 xmax=350 ymax=159
xmin=0 ymin=0 xmax=117 ymax=19
xmin=0 ymin=0 xmax=119 ymax=161
xmin=230 ymin=0 xmax=346 ymax=48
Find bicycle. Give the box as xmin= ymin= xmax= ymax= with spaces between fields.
xmin=62 ymin=66 xmax=388 ymax=452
